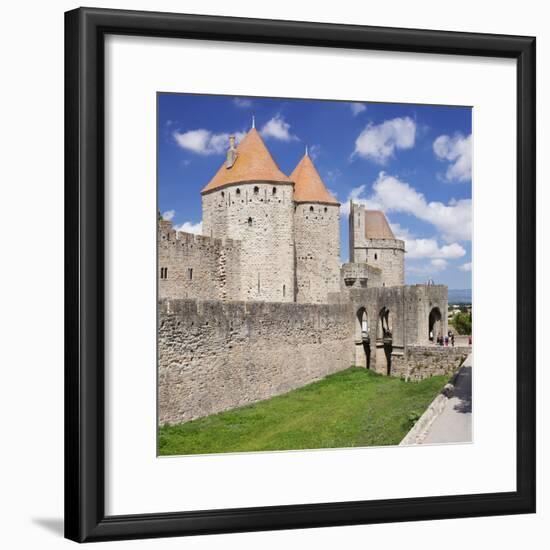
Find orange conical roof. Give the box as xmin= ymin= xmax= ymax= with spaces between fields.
xmin=364 ymin=210 xmax=395 ymax=239
xmin=201 ymin=128 xmax=291 ymax=194
xmin=290 ymin=153 xmax=339 ymax=205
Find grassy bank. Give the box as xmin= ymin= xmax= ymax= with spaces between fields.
xmin=159 ymin=367 xmax=447 ymax=456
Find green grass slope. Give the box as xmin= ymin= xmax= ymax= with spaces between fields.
xmin=159 ymin=367 xmax=447 ymax=456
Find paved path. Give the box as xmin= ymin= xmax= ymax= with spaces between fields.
xmin=423 ymin=355 xmax=472 ymax=444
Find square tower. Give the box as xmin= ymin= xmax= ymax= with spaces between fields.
xmin=349 ymin=202 xmax=405 ymax=287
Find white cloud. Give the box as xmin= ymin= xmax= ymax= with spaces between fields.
xmin=260 ymin=115 xmax=298 ymax=141
xmin=353 ymin=117 xmax=416 ymax=164
xmin=162 ymin=209 xmax=175 ymax=221
xmin=350 ymin=102 xmax=367 ymax=116
xmin=174 ymin=221 xmax=202 ymax=235
xmin=459 ymin=262 xmax=472 ymax=272
xmin=347 ymin=172 xmax=471 ymax=242
xmin=407 ymin=258 xmax=448 ymax=276
xmin=433 ymin=133 xmax=472 ymax=182
xmin=389 ymin=222 xmax=465 ymax=259
xmin=404 ymin=239 xmax=465 ymax=259
xmin=430 ymin=258 xmax=448 ymax=271
xmin=388 ymin=222 xmax=413 ymax=241
xmin=233 ymin=97 xmax=252 ymax=108
xmin=173 ymin=129 xmax=245 ymax=155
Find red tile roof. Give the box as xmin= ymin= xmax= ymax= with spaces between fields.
xmin=201 ymin=128 xmax=291 ymax=194
xmin=290 ymin=154 xmax=339 ymax=205
xmin=364 ymin=210 xmax=396 ymax=239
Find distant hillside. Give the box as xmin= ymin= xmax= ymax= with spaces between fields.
xmin=448 ymin=288 xmax=472 ymax=304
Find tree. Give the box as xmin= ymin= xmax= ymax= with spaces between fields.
xmin=452 ymin=311 xmax=472 ymax=335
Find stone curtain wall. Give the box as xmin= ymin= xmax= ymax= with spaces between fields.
xmin=340 ymin=284 xmax=449 ymax=374
xmin=158 ymin=299 xmax=354 ymax=424
xmin=294 ymin=203 xmax=341 ymax=303
xmin=392 ymin=346 xmax=472 ymax=380
xmin=410 ymin=284 xmax=449 ymax=345
xmin=391 ymin=346 xmax=470 ymax=381
xmin=158 ymin=221 xmax=241 ymax=301
xmin=202 ymin=183 xmax=295 ymax=303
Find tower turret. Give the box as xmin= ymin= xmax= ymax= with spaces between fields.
xmin=201 ymin=127 xmax=295 ymax=302
xmin=291 ymin=150 xmax=340 ymax=303
xmin=349 ymin=202 xmax=405 ymax=286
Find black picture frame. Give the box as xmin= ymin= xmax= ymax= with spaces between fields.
xmin=65 ymin=7 xmax=536 ymax=543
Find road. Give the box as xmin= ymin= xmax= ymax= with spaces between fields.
xmin=422 ymin=355 xmax=472 ymax=444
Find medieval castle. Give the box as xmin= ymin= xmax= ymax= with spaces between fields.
xmin=158 ymin=126 xmax=464 ymax=425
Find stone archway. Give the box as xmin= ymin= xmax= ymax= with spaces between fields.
xmin=429 ymin=307 xmax=442 ymax=343
xmin=376 ymin=307 xmax=393 ymax=376
xmin=355 ymin=307 xmax=371 ymax=369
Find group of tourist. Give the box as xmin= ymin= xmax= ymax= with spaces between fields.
xmin=429 ymin=329 xmax=455 ymax=347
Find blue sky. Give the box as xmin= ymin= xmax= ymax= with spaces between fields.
xmin=158 ymin=93 xmax=472 ymax=289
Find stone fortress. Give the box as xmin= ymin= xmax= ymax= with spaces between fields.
xmin=158 ymin=126 xmax=467 ymax=425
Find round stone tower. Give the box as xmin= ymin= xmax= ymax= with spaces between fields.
xmin=291 ymin=150 xmax=341 ymax=303
xmin=349 ymin=203 xmax=405 ymax=286
xmin=201 ymin=127 xmax=295 ymax=302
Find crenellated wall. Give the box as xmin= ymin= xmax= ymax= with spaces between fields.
xmin=158 ymin=298 xmax=353 ymax=424
xmin=157 ymin=282 xmax=454 ymax=424
xmin=158 ymin=220 xmax=241 ymax=301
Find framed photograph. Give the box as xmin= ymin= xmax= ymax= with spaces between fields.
xmin=65 ymin=7 xmax=536 ymax=542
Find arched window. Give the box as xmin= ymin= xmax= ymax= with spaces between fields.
xmin=272 ymin=187 xmax=277 ymax=195
xmin=324 ymin=207 xmax=328 ymax=213
xmin=309 ymin=205 xmax=314 ymax=212
xmin=374 ymin=253 xmax=378 ymax=260
xmin=236 ymin=188 xmax=241 ymax=196
xmin=248 ymin=217 xmax=253 ymax=226
xmin=429 ymin=307 xmax=442 ymax=343
xmin=253 ymin=186 xmax=259 ymax=195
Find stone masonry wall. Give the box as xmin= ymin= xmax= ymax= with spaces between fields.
xmin=342 ymin=284 xmax=449 ymax=374
xmin=158 ymin=220 xmax=241 ymax=301
xmin=158 ymin=299 xmax=354 ymax=424
xmin=202 ymin=183 xmax=295 ymax=302
xmin=391 ymin=346 xmax=470 ymax=381
xmin=349 ymin=203 xmax=405 ymax=287
xmin=364 ymin=239 xmax=405 ymax=287
xmin=294 ymin=203 xmax=341 ymax=303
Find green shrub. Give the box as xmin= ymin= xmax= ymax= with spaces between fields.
xmin=451 ymin=311 xmax=472 ymax=335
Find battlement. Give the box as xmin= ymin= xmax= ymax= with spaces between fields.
xmin=340 ymin=262 xmax=383 ymax=291
xmin=158 ymin=220 xmax=242 ymax=301
xmin=158 ymin=220 xmax=241 ymax=250
xmin=158 ymin=298 xmax=353 ymax=423
xmin=364 ymin=237 xmax=405 ymax=251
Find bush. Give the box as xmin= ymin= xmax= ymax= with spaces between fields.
xmin=451 ymin=311 xmax=472 ymax=335
xmin=408 ymin=411 xmax=421 ymax=427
